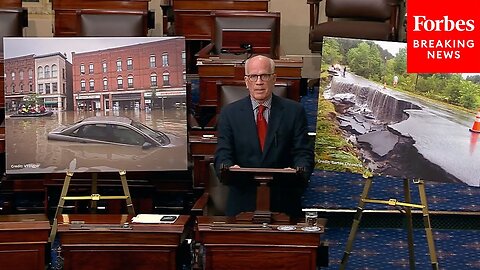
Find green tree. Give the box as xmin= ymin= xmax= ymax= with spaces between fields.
xmin=321 ymin=38 xmax=343 ymax=66
xmin=393 ymin=48 xmax=407 ymax=76
xmin=459 ymin=80 xmax=480 ymax=109
xmin=23 ymin=93 xmax=42 ymax=107
xmin=444 ymin=75 xmax=463 ymax=105
xmin=347 ymin=42 xmax=382 ymax=80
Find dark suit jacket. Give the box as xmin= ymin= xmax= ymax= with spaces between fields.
xmin=214 ymin=94 xmax=314 ymax=217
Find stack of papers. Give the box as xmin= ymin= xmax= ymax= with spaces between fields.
xmin=131 ymin=214 xmax=179 ymax=224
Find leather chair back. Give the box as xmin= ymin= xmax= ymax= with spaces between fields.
xmin=218 ymin=82 xmax=288 ymax=112
xmin=79 ymin=11 xmax=148 ymax=37
xmin=211 ymin=11 xmax=281 ymax=59
xmin=0 ymin=9 xmax=26 ymax=53
xmin=308 ymin=0 xmax=400 ymax=53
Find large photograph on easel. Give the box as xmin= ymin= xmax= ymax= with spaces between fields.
xmin=4 ymin=37 xmax=188 ymax=174
xmin=315 ymin=37 xmax=480 ymax=187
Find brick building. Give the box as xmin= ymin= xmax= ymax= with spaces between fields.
xmin=72 ymin=38 xmax=186 ymax=111
xmin=4 ymin=52 xmax=73 ymax=111
xmin=34 ymin=52 xmax=73 ymax=110
xmin=4 ymin=54 xmax=35 ymax=112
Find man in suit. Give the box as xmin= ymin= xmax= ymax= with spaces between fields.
xmin=214 ymin=55 xmax=314 ymax=218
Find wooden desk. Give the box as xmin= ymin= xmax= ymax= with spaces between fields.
xmin=0 ymin=214 xmax=50 ymax=270
xmin=52 ymin=0 xmax=150 ymax=36
xmin=189 ymin=135 xmax=217 ymax=188
xmin=57 ymin=214 xmax=190 ymax=270
xmin=196 ymin=216 xmax=325 ymax=270
xmin=173 ymin=0 xmax=269 ymax=40
xmin=172 ymin=0 xmax=269 ymax=73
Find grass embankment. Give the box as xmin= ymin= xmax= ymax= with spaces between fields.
xmin=314 ymin=86 xmax=369 ymax=175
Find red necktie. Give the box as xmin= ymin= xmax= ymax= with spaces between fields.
xmin=257 ymin=105 xmax=267 ymax=151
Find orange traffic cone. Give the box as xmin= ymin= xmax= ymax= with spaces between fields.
xmin=470 ymin=110 xmax=480 ymax=133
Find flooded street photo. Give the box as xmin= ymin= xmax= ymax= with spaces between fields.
xmin=6 ymin=108 xmax=188 ymax=174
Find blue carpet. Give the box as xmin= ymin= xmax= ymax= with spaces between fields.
xmin=323 ymin=227 xmax=480 ymax=270
xmin=300 ymin=86 xmax=319 ymax=133
xmin=302 ymin=170 xmax=480 ymax=212
xmin=301 ymin=171 xmax=480 ymax=269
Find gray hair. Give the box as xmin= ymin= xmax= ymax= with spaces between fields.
xmin=244 ymin=55 xmax=275 ymax=74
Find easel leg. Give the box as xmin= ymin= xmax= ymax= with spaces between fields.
xmin=416 ymin=180 xmax=439 ymax=270
xmin=403 ymin=179 xmax=416 ymax=270
xmin=119 ymin=170 xmax=135 ymax=216
xmin=339 ymin=177 xmax=373 ymax=270
xmin=49 ymin=171 xmax=74 ymax=243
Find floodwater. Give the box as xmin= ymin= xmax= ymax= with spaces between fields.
xmin=5 ymin=108 xmax=188 ymax=174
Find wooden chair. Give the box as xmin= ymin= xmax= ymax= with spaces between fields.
xmin=197 ymin=11 xmax=281 ymax=59
xmin=79 ymin=10 xmax=155 ymax=37
xmin=202 ymin=80 xmax=290 ymax=129
xmin=52 ymin=0 xmax=154 ymax=37
xmin=308 ymin=0 xmax=400 ymax=53
xmin=0 ymin=7 xmax=27 ymax=61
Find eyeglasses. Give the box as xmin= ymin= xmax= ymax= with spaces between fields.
xmin=245 ymin=73 xmax=274 ymax=82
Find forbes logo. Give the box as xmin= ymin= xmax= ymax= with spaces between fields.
xmin=413 ymin=16 xmax=475 ymax=32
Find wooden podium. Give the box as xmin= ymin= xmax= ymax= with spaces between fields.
xmin=57 ymin=214 xmax=190 ymax=270
xmin=196 ymin=216 xmax=326 ymax=270
xmin=0 ymin=214 xmax=50 ymax=270
xmin=221 ymin=167 xmax=305 ymax=224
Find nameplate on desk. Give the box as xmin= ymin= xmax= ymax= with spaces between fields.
xmin=69 ymin=223 xmax=132 ymax=231
xmin=202 ymin=134 xmax=215 ymax=139
xmin=131 ymin=214 xmax=179 ymax=224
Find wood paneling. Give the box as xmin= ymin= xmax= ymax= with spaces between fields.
xmin=52 ymin=0 xmax=150 ymax=36
xmin=58 ymin=214 xmax=189 ymax=270
xmin=196 ymin=216 xmax=325 ymax=270
xmin=173 ymin=0 xmax=269 ymax=40
xmin=0 ymin=214 xmax=50 ymax=270
xmin=0 ymin=0 xmax=21 ymax=9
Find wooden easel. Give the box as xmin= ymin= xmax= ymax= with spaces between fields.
xmin=339 ymin=174 xmax=439 ymax=270
xmin=48 ymin=170 xmax=135 ymax=242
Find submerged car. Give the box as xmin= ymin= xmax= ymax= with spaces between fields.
xmin=47 ymin=116 xmax=174 ymax=148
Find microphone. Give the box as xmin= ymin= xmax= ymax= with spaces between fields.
xmin=220 ymin=43 xmax=253 ymax=55
xmin=241 ymin=43 xmax=253 ymax=53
